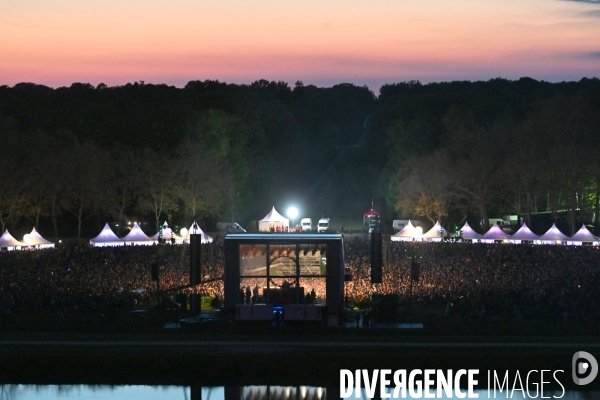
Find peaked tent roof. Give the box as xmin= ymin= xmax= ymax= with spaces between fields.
xmin=393 ymin=220 xmax=416 ymax=237
xmin=390 ymin=220 xmax=423 ymax=242
xmin=364 ymin=208 xmax=379 ymax=217
xmin=538 ymin=223 xmax=570 ymax=241
xmin=0 ymin=229 xmax=26 ymax=248
xmin=122 ymin=222 xmax=153 ymax=243
xmin=422 ymin=221 xmax=447 ymax=238
xmin=570 ymin=224 xmax=599 ymax=242
xmin=153 ymin=221 xmax=173 ymax=239
xmin=25 ymin=227 xmax=55 ymax=247
xmin=90 ymin=223 xmax=122 ymax=245
xmin=459 ymin=221 xmax=481 ymax=240
xmin=510 ymin=223 xmax=540 ymax=241
xmin=188 ymin=221 xmax=213 ymax=243
xmin=481 ymin=223 xmax=510 ymax=240
xmin=259 ymin=206 xmax=289 ymax=222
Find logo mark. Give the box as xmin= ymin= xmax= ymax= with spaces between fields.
xmin=572 ymin=351 xmax=598 ymax=385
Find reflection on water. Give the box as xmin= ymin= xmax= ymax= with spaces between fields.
xmin=0 ymin=385 xmax=598 ymax=400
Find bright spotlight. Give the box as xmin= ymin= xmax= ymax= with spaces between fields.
xmin=414 ymin=227 xmax=423 ymax=236
xmin=23 ymin=234 xmax=31 ymax=242
xmin=180 ymin=227 xmax=189 ymax=237
xmin=287 ymin=207 xmax=298 ymax=219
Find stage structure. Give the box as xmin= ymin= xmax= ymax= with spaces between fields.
xmin=224 ymin=233 xmax=345 ymax=326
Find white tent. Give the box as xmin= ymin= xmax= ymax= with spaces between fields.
xmin=160 ymin=221 xmax=173 ymax=239
xmin=391 ymin=221 xmax=415 ymax=242
xmin=23 ymin=227 xmax=55 ymax=249
xmin=185 ymin=222 xmax=213 ymax=244
xmin=122 ymin=223 xmax=155 ymax=246
xmin=458 ymin=221 xmax=481 ymax=242
xmin=421 ymin=221 xmax=447 ymax=242
xmin=538 ymin=223 xmax=570 ymax=244
xmin=90 ymin=223 xmax=124 ymax=247
xmin=259 ymin=206 xmax=289 ymax=232
xmin=150 ymin=221 xmax=175 ymax=241
xmin=568 ymin=224 xmax=599 ymax=245
xmin=0 ymin=229 xmax=26 ymax=250
xmin=508 ymin=223 xmax=540 ymax=243
xmin=390 ymin=220 xmax=424 ymax=242
xmin=481 ymin=223 xmax=510 ymax=243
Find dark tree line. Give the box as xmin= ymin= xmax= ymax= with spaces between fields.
xmin=383 ymin=78 xmax=600 ymax=235
xmin=0 ymin=77 xmax=599 ymax=238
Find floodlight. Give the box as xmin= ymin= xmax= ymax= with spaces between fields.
xmin=180 ymin=227 xmax=189 ymax=237
xmin=287 ymin=206 xmax=298 ymax=219
xmin=414 ymin=227 xmax=423 ymax=236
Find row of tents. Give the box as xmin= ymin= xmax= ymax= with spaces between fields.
xmin=89 ymin=221 xmax=213 ymax=247
xmin=0 ymin=228 xmax=55 ymax=250
xmin=392 ymin=221 xmax=600 ymax=245
xmin=0 ymin=221 xmax=213 ymax=251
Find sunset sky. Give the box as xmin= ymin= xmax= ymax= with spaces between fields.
xmin=2 ymin=0 xmax=600 ymax=90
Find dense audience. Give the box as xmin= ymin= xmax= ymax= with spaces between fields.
xmin=1 ymin=237 xmax=599 ymax=321
xmin=0 ymin=244 xmax=224 ymax=315
xmin=346 ymin=238 xmax=600 ymax=320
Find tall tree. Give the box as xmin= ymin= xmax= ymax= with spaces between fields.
xmin=61 ymin=139 xmax=109 ymax=239
xmin=136 ymin=148 xmax=178 ymax=231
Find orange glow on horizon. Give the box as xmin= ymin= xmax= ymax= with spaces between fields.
xmin=2 ymin=0 xmax=599 ymax=88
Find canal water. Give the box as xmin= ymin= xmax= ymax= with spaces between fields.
xmin=0 ymin=385 xmax=597 ymax=399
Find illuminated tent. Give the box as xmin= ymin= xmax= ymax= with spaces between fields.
xmin=149 ymin=221 xmax=175 ymax=241
xmin=90 ymin=223 xmax=123 ymax=247
xmin=122 ymin=222 xmax=155 ymax=245
xmin=23 ymin=227 xmax=55 ymax=249
xmin=0 ymin=229 xmax=26 ymax=250
xmin=421 ymin=221 xmax=447 ymax=242
xmin=538 ymin=223 xmax=570 ymax=243
xmin=184 ymin=221 xmax=213 ymax=244
xmin=149 ymin=222 xmax=170 ymax=241
xmin=568 ymin=224 xmax=599 ymax=245
xmin=258 ymin=206 xmax=289 ymax=232
xmin=508 ymin=223 xmax=540 ymax=243
xmin=458 ymin=221 xmax=481 ymax=241
xmin=390 ymin=221 xmax=422 ymax=242
xmin=481 ymin=223 xmax=510 ymax=243
xmin=159 ymin=221 xmax=173 ymax=239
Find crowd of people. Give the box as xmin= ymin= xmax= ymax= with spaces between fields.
xmin=0 ymin=244 xmax=225 ymax=316
xmin=346 ymin=238 xmax=600 ymax=320
xmin=1 ymin=237 xmax=599 ymax=321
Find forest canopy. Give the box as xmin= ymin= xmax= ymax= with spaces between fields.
xmin=0 ymin=77 xmax=599 ymax=239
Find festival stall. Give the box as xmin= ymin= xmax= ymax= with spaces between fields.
xmin=23 ymin=227 xmax=55 ymax=249
xmin=538 ymin=223 xmax=570 ymax=245
xmin=122 ymin=222 xmax=155 ymax=246
xmin=181 ymin=221 xmax=213 ymax=244
xmin=421 ymin=221 xmax=447 ymax=242
xmin=458 ymin=221 xmax=481 ymax=242
xmin=0 ymin=229 xmax=26 ymax=251
xmin=567 ymin=224 xmax=599 ymax=246
xmin=390 ymin=220 xmax=421 ymax=242
xmin=480 ymin=223 xmax=510 ymax=243
xmin=258 ymin=206 xmax=289 ymax=232
xmin=507 ymin=223 xmax=540 ymax=244
xmin=90 ymin=223 xmax=123 ymax=247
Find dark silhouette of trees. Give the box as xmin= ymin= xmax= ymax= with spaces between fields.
xmin=1 ymin=77 xmax=599 ymax=237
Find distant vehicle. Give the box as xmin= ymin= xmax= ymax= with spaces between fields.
xmin=216 ymin=222 xmax=246 ymax=233
xmin=301 ymin=218 xmax=312 ymax=232
xmin=488 ymin=218 xmax=505 ymax=227
xmin=393 ymin=219 xmax=420 ymax=232
xmin=317 ymin=218 xmax=330 ymax=233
